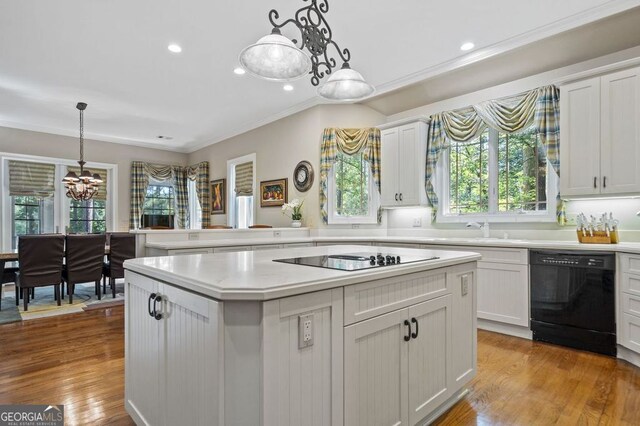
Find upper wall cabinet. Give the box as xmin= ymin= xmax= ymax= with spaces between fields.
xmin=380 ymin=119 xmax=429 ymax=207
xmin=560 ymin=66 xmax=640 ymax=197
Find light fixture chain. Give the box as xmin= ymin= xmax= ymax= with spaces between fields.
xmin=79 ymin=107 xmax=84 ymax=165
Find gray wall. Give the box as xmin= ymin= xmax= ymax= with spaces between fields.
xmin=188 ymin=104 xmax=386 ymax=228
xmin=0 ymin=126 xmax=188 ymax=230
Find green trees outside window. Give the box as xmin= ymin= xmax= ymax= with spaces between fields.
xmin=334 ymin=151 xmax=371 ymax=217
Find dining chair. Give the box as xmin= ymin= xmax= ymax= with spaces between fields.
xmin=15 ymin=235 xmax=65 ymax=311
xmin=103 ymin=233 xmax=135 ymax=298
xmin=0 ymin=262 xmax=18 ymax=311
xmin=206 ymin=225 xmax=232 ymax=229
xmin=63 ymin=234 xmax=107 ymax=303
xmin=248 ymin=225 xmax=273 ymax=229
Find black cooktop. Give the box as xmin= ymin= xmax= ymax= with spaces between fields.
xmin=273 ymin=252 xmax=439 ymax=271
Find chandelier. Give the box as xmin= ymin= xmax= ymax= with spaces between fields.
xmin=239 ymin=0 xmax=374 ymax=101
xmin=62 ymin=102 xmax=102 ymax=200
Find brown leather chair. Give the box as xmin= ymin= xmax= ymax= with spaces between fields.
xmin=15 ymin=235 xmax=65 ymax=311
xmin=206 ymin=225 xmax=232 ymax=229
xmin=248 ymin=225 xmax=272 ymax=229
xmin=103 ymin=233 xmax=135 ymax=298
xmin=63 ymin=234 xmax=107 ymax=303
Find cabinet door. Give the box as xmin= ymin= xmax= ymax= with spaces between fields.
xmin=477 ymin=263 xmax=529 ymax=326
xmin=160 ymin=283 xmax=222 ymax=426
xmin=344 ymin=309 xmax=409 ymax=426
xmin=398 ymin=123 xmax=420 ymax=205
xmin=449 ymin=269 xmax=476 ymax=388
xmin=407 ymin=295 xmax=452 ymax=425
xmin=125 ymin=273 xmax=161 ymax=426
xmin=381 ymin=128 xmax=399 ymax=207
xmin=619 ymin=313 xmax=640 ymax=353
xmin=601 ymin=67 xmax=640 ymax=194
xmin=560 ymin=78 xmax=601 ymax=196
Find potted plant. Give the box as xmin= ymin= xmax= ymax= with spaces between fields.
xmin=282 ymin=199 xmax=304 ymax=228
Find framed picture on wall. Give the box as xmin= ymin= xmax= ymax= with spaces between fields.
xmin=211 ymin=178 xmax=226 ymax=214
xmin=260 ymin=178 xmax=288 ymax=207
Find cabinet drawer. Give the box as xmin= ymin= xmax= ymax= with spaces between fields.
xmin=622 ymin=292 xmax=640 ymax=317
xmin=344 ymin=269 xmax=449 ymax=325
xmin=619 ymin=253 xmax=640 ymax=275
xmin=422 ymin=245 xmax=527 ymax=265
xmin=619 ymin=313 xmax=640 ymax=352
xmin=621 ymin=272 xmax=640 ymax=297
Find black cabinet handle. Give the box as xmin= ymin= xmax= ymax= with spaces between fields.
xmin=148 ymin=293 xmax=156 ymax=317
xmin=152 ymin=294 xmax=163 ymax=320
xmin=603 ymin=176 xmax=607 ymax=188
xmin=399 ymin=193 xmax=403 ymax=201
xmin=594 ymin=176 xmax=597 ymax=188
xmin=395 ymin=193 xmax=398 ymax=201
xmin=403 ymin=319 xmax=411 ymax=342
xmin=411 ymin=317 xmax=419 ymax=339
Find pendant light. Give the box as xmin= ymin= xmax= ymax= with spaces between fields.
xmin=63 ymin=102 xmax=102 ymax=201
xmin=238 ymin=0 xmax=374 ymax=101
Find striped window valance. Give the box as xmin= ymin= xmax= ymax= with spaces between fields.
xmin=234 ymin=162 xmax=253 ymax=196
xmin=9 ymin=160 xmax=56 ymax=197
xmin=67 ymin=166 xmax=108 ymax=201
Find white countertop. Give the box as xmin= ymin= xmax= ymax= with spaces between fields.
xmin=144 ymin=235 xmax=640 ymax=254
xmin=125 ymin=245 xmax=481 ymax=301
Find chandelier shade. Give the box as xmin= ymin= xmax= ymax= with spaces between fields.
xmin=239 ymin=29 xmax=311 ymax=81
xmin=63 ymin=102 xmax=101 ymax=201
xmin=317 ymin=63 xmax=375 ymax=101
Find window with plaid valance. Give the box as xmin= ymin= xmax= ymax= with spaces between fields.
xmin=425 ymin=85 xmax=561 ymax=222
xmin=129 ymin=161 xmax=210 ymax=229
xmin=319 ymin=127 xmax=382 ymax=224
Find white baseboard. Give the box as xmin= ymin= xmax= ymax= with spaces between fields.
xmin=617 ymin=345 xmax=640 ymax=368
xmin=478 ymin=318 xmax=532 ymax=340
xmin=419 ymin=388 xmax=470 ymax=426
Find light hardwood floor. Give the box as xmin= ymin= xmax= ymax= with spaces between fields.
xmin=1 ymin=306 xmax=639 ymax=425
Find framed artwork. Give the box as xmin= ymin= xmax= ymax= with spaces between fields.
xmin=210 ymin=178 xmax=226 ymax=214
xmin=260 ymin=178 xmax=288 ymax=207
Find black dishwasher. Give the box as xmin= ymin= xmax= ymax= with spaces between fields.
xmin=530 ymin=250 xmax=616 ymax=356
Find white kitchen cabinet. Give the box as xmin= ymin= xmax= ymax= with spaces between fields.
xmin=477 ymin=263 xmax=529 ymax=327
xmin=125 ymin=272 xmax=221 ymax=426
xmin=560 ymin=66 xmax=640 ymax=196
xmin=380 ymin=119 xmax=429 ymax=207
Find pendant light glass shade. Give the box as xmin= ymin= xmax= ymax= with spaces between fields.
xmin=239 ymin=29 xmax=312 ymax=81
xmin=317 ymin=63 xmax=375 ymax=101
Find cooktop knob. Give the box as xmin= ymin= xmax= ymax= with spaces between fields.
xmin=396 ymin=256 xmax=401 ymax=263
xmin=370 ymin=255 xmax=376 ymax=262
xmin=386 ymin=255 xmax=392 ymax=263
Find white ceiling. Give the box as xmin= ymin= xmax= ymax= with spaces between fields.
xmin=0 ymin=0 xmax=638 ymax=152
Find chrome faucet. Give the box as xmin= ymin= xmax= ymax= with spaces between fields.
xmin=466 ymin=220 xmax=490 ymax=238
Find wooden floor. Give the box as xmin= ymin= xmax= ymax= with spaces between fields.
xmin=1 ymin=308 xmax=640 ymax=426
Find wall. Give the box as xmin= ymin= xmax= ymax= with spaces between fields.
xmin=0 ymin=126 xmax=188 ymax=230
xmin=188 ymin=104 xmax=387 ymax=229
xmin=384 ymin=45 xmax=640 ymax=235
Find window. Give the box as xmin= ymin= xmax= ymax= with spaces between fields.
xmin=187 ymin=179 xmax=202 ymax=229
xmin=440 ymin=125 xmax=557 ymax=222
xmin=69 ymin=199 xmax=106 ymax=234
xmin=328 ymin=151 xmax=378 ymax=224
xmin=1 ymin=154 xmax=117 ymax=251
xmin=142 ymin=183 xmax=175 ymax=228
xmin=227 ymin=154 xmax=256 ymax=229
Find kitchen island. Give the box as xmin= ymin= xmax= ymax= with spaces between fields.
xmin=123 ymin=245 xmax=481 ymax=426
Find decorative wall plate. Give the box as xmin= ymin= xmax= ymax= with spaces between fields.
xmin=293 ymin=161 xmax=314 ymax=192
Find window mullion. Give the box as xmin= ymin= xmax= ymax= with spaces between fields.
xmin=488 ymin=129 xmax=498 ymax=215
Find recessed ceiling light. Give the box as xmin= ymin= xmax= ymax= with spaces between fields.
xmin=283 ymin=84 xmax=294 ymax=92
xmin=167 ymin=44 xmax=182 ymax=53
xmin=234 ymin=67 xmax=246 ymax=75
xmin=460 ymin=42 xmax=475 ymax=51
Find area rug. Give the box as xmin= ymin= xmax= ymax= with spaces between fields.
xmin=0 ymin=281 xmax=124 ymax=325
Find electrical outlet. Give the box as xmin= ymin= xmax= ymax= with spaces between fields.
xmin=351 ymin=224 xmax=360 ymax=229
xmin=461 ymin=274 xmax=469 ymax=296
xmin=273 ymin=230 xmax=282 ymax=238
xmin=412 ymin=218 xmax=422 ymax=227
xmin=298 ymin=314 xmax=314 ymax=349
xmin=188 ymin=233 xmax=199 ymax=241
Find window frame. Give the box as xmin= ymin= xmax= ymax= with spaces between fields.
xmin=435 ymin=128 xmax=558 ymax=223
xmin=187 ymin=178 xmax=202 ymax=229
xmin=327 ymin=151 xmax=379 ymax=225
xmin=68 ymin=198 xmax=107 ymax=234
xmin=226 ymin=153 xmax=256 ymax=229
xmin=0 ymin=152 xmax=118 ymax=251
